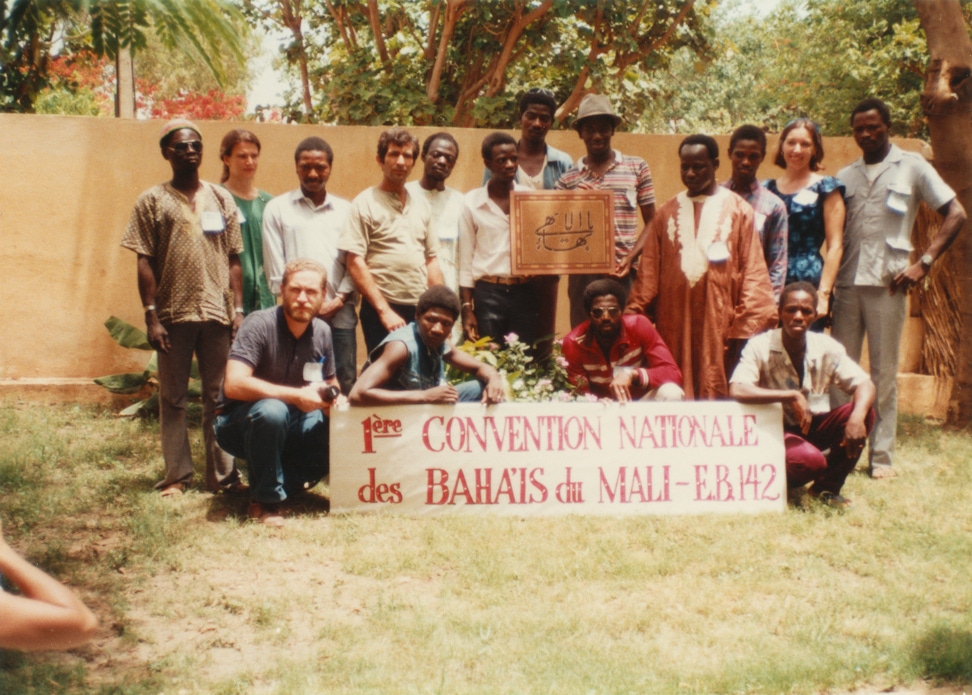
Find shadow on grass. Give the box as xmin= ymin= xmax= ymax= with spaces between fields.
xmin=206 ymin=487 xmax=330 ymax=524
xmin=911 ymin=624 xmax=972 ymax=683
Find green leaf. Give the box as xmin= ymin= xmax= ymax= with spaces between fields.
xmin=104 ymin=316 xmax=151 ymax=350
xmin=93 ymin=371 xmax=149 ymax=394
xmin=119 ymin=392 xmax=159 ymax=418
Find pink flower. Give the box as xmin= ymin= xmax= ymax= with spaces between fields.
xmin=556 ymin=355 xmax=569 ymax=368
xmin=504 ymin=332 xmax=519 ymax=344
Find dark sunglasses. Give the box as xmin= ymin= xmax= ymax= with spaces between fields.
xmin=590 ymin=306 xmax=621 ymax=318
xmin=168 ymin=140 xmax=203 ymax=154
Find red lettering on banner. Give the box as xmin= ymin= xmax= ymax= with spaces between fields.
xmin=361 ymin=414 xmax=403 ymax=454
xmin=425 ymin=466 xmax=548 ymax=505
xmin=357 ymin=468 xmax=402 ymax=504
xmin=738 ymin=463 xmax=780 ymax=501
xmin=420 ymin=415 xmax=603 ymax=453
xmin=694 ymin=465 xmax=736 ymax=501
xmin=555 ymin=467 xmax=584 ymax=503
xmin=598 ymin=466 xmax=670 ymax=503
xmin=618 ymin=414 xmax=760 ymax=450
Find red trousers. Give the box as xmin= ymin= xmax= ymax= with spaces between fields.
xmin=785 ymin=403 xmax=876 ymax=494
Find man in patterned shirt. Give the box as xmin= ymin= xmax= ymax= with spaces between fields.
xmin=556 ymin=93 xmax=656 ymax=326
xmin=721 ymin=124 xmax=789 ymax=302
xmin=121 ymin=119 xmax=245 ymax=497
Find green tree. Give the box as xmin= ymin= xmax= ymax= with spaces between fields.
xmin=639 ymin=0 xmax=945 ymax=137
xmin=244 ymin=0 xmax=716 ymax=127
xmin=1 ymin=0 xmax=248 ymax=114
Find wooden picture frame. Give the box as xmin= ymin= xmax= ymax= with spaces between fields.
xmin=509 ymin=189 xmax=615 ymax=275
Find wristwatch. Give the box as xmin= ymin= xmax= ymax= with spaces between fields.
xmin=920 ymin=253 xmax=934 ymax=269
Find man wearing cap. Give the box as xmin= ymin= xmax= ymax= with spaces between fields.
xmin=556 ymin=93 xmax=656 ymax=326
xmin=121 ymin=119 xmax=245 ymax=496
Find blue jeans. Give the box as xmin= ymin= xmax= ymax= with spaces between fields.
xmin=214 ymin=399 xmax=329 ymax=504
xmin=331 ymin=326 xmax=357 ymax=395
xmin=455 ymin=380 xmax=484 ymax=402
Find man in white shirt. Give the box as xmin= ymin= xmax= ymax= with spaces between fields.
xmin=405 ymin=133 xmax=463 ymax=295
xmin=459 ymin=132 xmax=538 ymax=348
xmin=262 ymin=137 xmax=357 ymax=394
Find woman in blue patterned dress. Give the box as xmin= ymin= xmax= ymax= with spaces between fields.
xmin=765 ymin=119 xmax=845 ymax=323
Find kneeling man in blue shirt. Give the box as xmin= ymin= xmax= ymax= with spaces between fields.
xmin=215 ymin=259 xmax=340 ymax=527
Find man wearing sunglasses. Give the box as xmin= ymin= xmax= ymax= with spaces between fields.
xmin=121 ymin=119 xmax=245 ymax=498
xmin=562 ymin=279 xmax=683 ymax=402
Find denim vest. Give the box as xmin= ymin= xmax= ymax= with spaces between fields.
xmin=374 ymin=323 xmax=446 ymax=391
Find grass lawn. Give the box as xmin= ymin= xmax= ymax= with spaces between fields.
xmin=0 ymin=401 xmax=970 ymax=695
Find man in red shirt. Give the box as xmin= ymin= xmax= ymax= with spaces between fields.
xmin=562 ymin=279 xmax=683 ymax=402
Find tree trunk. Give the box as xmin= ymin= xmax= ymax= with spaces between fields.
xmin=915 ymin=0 xmax=972 ymax=427
xmin=114 ymin=46 xmax=135 ymax=118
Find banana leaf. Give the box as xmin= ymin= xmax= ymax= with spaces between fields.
xmin=119 ymin=392 xmax=159 ymax=417
xmin=105 ymin=316 xmax=152 ymax=350
xmin=94 ymin=371 xmax=150 ymax=394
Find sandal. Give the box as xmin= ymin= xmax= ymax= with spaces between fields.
xmin=159 ymin=483 xmax=185 ymax=498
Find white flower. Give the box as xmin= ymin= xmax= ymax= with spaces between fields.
xmin=504 ymin=332 xmax=519 ymax=344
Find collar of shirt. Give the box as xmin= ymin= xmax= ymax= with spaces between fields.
xmin=289 ymin=188 xmax=336 ymax=213
xmin=469 ymin=182 xmax=526 ymax=216
xmin=576 ymin=149 xmax=622 ymax=174
xmin=849 ymin=143 xmax=903 ymax=176
xmin=722 ymin=178 xmax=760 ymax=197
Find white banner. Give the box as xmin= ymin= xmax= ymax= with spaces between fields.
xmin=329 ymin=401 xmax=786 ymax=516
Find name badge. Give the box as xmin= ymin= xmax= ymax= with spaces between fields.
xmin=808 ymin=392 xmax=830 ymax=414
xmin=237 ymin=208 xmax=247 ymax=224
xmin=754 ymin=213 xmax=767 ymax=231
xmin=625 ymin=188 xmax=637 ymax=208
xmin=886 ymin=190 xmax=909 ymax=214
xmin=200 ymin=210 xmax=225 ymax=235
xmin=793 ymin=189 xmax=819 ymax=207
xmin=707 ymin=240 xmax=730 ymax=263
xmin=302 ymin=362 xmax=324 ymax=383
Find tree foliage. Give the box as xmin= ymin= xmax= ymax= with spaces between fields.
xmin=244 ymin=0 xmax=716 ymax=127
xmin=640 ymin=0 xmax=972 ymax=137
xmin=1 ymin=0 xmax=248 ymax=113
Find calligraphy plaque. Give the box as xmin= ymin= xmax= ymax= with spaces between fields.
xmin=510 ymin=189 xmax=615 ymax=275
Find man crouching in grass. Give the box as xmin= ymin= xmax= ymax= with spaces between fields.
xmin=730 ymin=282 xmax=875 ymax=508
xmin=215 ymin=259 xmax=341 ymax=527
xmin=349 ymin=286 xmax=506 ymax=405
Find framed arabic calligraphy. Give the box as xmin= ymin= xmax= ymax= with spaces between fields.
xmin=510 ymin=189 xmax=615 ymax=275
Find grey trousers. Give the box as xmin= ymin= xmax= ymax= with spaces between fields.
xmin=156 ymin=320 xmax=239 ymax=491
xmin=831 ymin=285 xmax=907 ymax=470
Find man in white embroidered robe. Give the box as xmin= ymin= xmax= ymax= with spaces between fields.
xmin=625 ymin=134 xmax=777 ymax=399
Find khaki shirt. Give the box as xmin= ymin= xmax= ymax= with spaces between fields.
xmin=121 ymin=182 xmax=243 ymax=325
xmin=338 ymin=186 xmax=438 ymax=306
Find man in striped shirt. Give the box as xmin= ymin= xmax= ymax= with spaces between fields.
xmin=562 ymin=279 xmax=683 ymax=402
xmin=556 ymin=94 xmax=656 ymax=326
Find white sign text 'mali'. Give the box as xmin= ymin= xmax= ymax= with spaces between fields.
xmin=329 ymin=401 xmax=786 ymax=516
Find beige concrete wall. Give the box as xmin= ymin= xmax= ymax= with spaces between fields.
xmin=0 ymin=113 xmax=924 ymax=381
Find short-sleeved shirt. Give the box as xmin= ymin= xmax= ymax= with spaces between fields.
xmin=555 ymin=150 xmax=655 ymax=262
xmin=722 ymin=178 xmax=789 ymax=301
xmin=338 ymin=186 xmax=438 ymax=306
xmin=764 ymin=176 xmax=844 ymax=288
xmin=261 ymin=189 xmax=357 ymax=329
xmin=730 ymin=328 xmax=869 ymax=428
xmin=405 ymin=181 xmax=464 ymax=294
xmin=218 ymin=306 xmax=335 ymax=411
xmin=837 ymin=144 xmax=956 ymax=287
xmin=121 ymin=181 xmax=243 ymax=325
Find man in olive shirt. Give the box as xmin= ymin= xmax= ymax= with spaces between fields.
xmin=339 ymin=127 xmax=444 ymax=353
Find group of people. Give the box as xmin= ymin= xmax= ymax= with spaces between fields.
xmin=121 ymin=92 xmax=965 ymax=524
